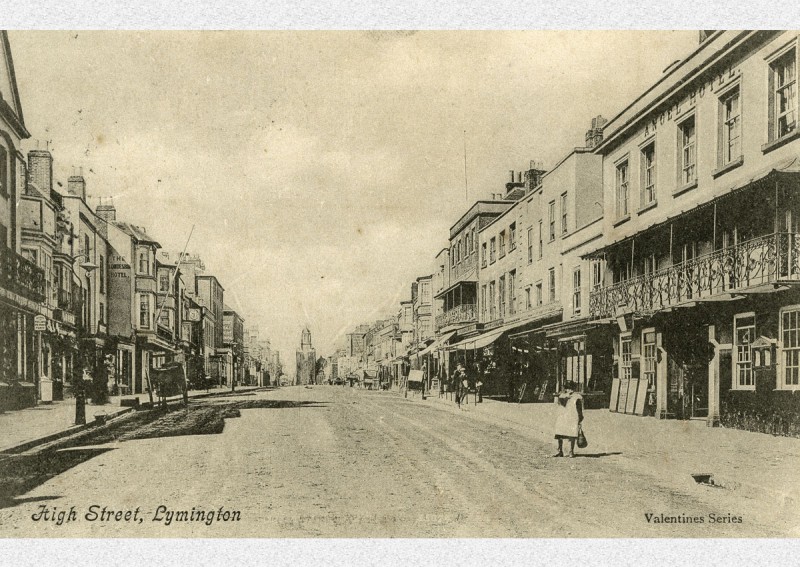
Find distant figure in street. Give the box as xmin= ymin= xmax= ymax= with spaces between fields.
xmin=553 ymin=381 xmax=584 ymax=458
xmin=452 ymin=363 xmax=467 ymax=407
xmin=474 ymin=361 xmax=483 ymax=403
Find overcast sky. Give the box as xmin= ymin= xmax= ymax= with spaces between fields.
xmin=9 ymin=30 xmax=698 ymax=361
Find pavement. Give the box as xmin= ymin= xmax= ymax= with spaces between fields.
xmin=0 ymin=385 xmax=267 ymax=454
xmin=414 ymin=388 xmax=800 ymax=514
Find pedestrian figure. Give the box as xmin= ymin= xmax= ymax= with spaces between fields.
xmin=474 ymin=362 xmax=483 ymax=403
xmin=452 ymin=363 xmax=467 ymax=407
xmin=553 ymin=381 xmax=584 ymax=458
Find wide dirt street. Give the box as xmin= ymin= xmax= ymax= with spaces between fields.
xmin=0 ymin=386 xmax=794 ymax=537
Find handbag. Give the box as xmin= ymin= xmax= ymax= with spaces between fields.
xmin=577 ymin=424 xmax=588 ymax=449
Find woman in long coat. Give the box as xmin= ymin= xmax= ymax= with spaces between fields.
xmin=553 ymin=381 xmax=584 ymax=458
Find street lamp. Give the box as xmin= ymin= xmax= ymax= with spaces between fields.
xmin=70 ymin=252 xmax=97 ymax=426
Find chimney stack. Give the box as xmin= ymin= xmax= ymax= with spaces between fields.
xmin=27 ymin=149 xmax=53 ymax=195
xmin=524 ymin=160 xmax=546 ymax=191
xmin=95 ymin=202 xmax=117 ymax=222
xmin=509 ymin=170 xmax=515 ymax=183
xmin=68 ymin=172 xmax=86 ymax=201
xmin=585 ymin=115 xmax=608 ymax=149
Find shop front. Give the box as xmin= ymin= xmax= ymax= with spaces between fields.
xmin=445 ymin=320 xmax=542 ymax=401
xmin=542 ymin=318 xmax=615 ymax=409
xmin=39 ymin=317 xmax=78 ymax=401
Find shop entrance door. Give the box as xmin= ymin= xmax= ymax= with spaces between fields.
xmin=666 ymin=323 xmax=708 ymax=419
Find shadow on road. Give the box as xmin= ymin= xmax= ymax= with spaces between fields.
xmin=0 ymin=448 xmax=114 ymax=509
xmin=575 ymin=452 xmax=623 ymax=458
xmin=71 ymin=399 xmax=330 ymax=447
xmin=0 ymin=399 xmax=331 ymax=507
xmin=228 ymin=400 xmax=328 ymax=410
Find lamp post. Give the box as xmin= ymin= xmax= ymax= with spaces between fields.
xmin=70 ymin=253 xmax=98 ymax=426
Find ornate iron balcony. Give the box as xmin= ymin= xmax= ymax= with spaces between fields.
xmin=589 ymin=232 xmax=800 ymax=318
xmin=435 ymin=303 xmax=477 ymax=329
xmin=0 ymin=246 xmax=46 ymax=303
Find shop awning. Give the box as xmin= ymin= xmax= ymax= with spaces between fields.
xmin=418 ymin=331 xmax=456 ymax=356
xmin=541 ymin=317 xmax=615 ymax=339
xmin=448 ymin=328 xmax=505 ymax=350
xmin=447 ymin=318 xmax=536 ymax=350
xmin=582 ymin=156 xmax=800 ymax=259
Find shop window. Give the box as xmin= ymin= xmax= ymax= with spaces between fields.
xmin=642 ymin=330 xmax=656 ymax=389
xmin=781 ymin=307 xmax=800 ymax=389
xmin=620 ymin=335 xmax=632 ymax=380
xmin=734 ymin=313 xmax=755 ymax=390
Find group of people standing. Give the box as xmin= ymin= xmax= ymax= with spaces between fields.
xmin=448 ymin=362 xmax=483 ymax=407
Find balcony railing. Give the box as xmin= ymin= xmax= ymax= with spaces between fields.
xmin=589 ymin=232 xmax=800 ymax=318
xmin=0 ymin=246 xmax=45 ymax=303
xmin=436 ymin=303 xmax=477 ymax=329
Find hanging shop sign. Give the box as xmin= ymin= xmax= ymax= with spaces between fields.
xmin=34 ymin=314 xmax=47 ymax=332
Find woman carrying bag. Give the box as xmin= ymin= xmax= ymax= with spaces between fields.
xmin=553 ymin=381 xmax=585 ymax=458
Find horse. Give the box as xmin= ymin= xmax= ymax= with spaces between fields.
xmin=150 ymin=362 xmax=189 ymax=409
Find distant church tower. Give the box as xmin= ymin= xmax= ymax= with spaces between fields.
xmin=296 ymin=326 xmax=316 ymax=385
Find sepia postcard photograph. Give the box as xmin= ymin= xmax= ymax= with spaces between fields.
xmin=0 ymin=2 xmax=799 ymax=564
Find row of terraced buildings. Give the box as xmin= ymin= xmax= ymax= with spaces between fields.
xmin=347 ymin=30 xmax=800 ymax=436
